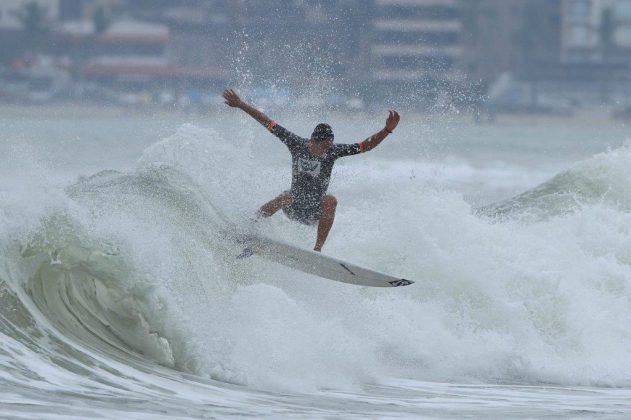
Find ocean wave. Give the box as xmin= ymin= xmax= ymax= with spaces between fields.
xmin=2 ymin=125 xmax=631 ymax=396
xmin=479 ymin=144 xmax=631 ymax=221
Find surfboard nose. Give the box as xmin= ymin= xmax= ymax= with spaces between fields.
xmin=388 ymin=279 xmax=414 ymax=287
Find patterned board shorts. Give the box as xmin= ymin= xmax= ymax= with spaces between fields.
xmin=282 ymin=193 xmax=322 ymax=225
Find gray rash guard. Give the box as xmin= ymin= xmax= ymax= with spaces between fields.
xmin=268 ymin=122 xmax=364 ymax=224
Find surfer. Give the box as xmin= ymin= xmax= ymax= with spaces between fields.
xmin=223 ymin=88 xmax=400 ymax=252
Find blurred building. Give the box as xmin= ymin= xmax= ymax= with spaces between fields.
xmin=129 ymin=0 xmax=232 ymax=70
xmin=469 ymin=0 xmax=631 ymax=108
xmin=463 ymin=1 xmax=561 ymax=84
xmin=458 ymin=0 xmax=573 ymax=112
xmin=56 ymin=17 xmax=225 ymax=92
xmin=562 ymin=0 xmax=606 ymax=62
xmin=461 ymin=1 xmax=517 ymax=84
xmin=561 ymin=0 xmax=631 ymax=62
xmin=58 ymin=0 xmax=93 ymax=20
xmin=557 ymin=0 xmax=631 ymax=103
xmin=223 ymin=0 xmax=367 ymax=92
xmin=0 ymin=0 xmax=59 ymax=30
xmin=14 ymin=0 xmax=631 ymax=109
xmin=0 ymin=0 xmax=100 ymax=28
xmin=368 ymin=0 xmax=464 ymax=101
xmin=0 ymin=0 xmax=62 ymax=69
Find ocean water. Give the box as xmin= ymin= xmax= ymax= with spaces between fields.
xmin=2 ymin=107 xmax=631 ymax=418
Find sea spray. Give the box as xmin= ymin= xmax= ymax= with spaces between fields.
xmin=3 ymin=122 xmax=631 ymax=396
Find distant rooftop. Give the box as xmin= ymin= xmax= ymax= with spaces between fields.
xmin=375 ymin=0 xmax=458 ymax=6
xmin=58 ymin=19 xmax=170 ymax=43
xmin=373 ymin=19 xmax=462 ymax=31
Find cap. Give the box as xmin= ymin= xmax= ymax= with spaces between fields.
xmin=311 ymin=123 xmax=334 ymax=141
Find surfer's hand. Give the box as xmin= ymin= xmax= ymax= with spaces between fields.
xmin=385 ymin=110 xmax=400 ymax=133
xmin=223 ymin=89 xmax=242 ymax=108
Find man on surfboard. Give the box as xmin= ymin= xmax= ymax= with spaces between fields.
xmin=223 ymin=88 xmax=400 ymax=252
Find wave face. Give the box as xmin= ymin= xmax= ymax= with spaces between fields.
xmin=3 ymin=122 xmax=631 ymax=416
xmin=480 ymin=144 xmax=631 ymax=220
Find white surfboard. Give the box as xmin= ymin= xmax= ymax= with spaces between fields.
xmin=228 ymin=230 xmax=414 ymax=288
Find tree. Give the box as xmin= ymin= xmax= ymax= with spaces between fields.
xmin=93 ymin=6 xmax=111 ymax=35
xmin=12 ymin=1 xmax=50 ymax=54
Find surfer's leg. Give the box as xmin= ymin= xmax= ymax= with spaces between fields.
xmin=258 ymin=192 xmax=293 ymax=217
xmin=314 ymin=195 xmax=337 ymax=252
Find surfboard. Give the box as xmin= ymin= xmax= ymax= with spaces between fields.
xmin=227 ymin=229 xmax=414 ymax=288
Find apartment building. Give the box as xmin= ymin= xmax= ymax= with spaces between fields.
xmin=561 ymin=0 xmax=631 ymax=62
xmin=0 ymin=0 xmax=59 ymax=30
xmin=368 ymin=0 xmax=464 ymax=91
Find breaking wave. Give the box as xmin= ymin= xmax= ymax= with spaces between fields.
xmin=3 ymin=125 xmax=631 ymax=405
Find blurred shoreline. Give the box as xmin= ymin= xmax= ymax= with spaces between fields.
xmin=0 ymin=102 xmax=620 ymax=127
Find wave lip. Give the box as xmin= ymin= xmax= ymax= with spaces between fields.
xmin=9 ymin=165 xmax=231 ymax=377
xmin=22 ymin=218 xmax=177 ymax=367
xmin=5 ymin=125 xmax=631 ymax=401
xmin=480 ymin=145 xmax=631 ymax=220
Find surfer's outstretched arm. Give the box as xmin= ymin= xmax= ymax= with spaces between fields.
xmin=223 ymin=89 xmax=273 ymax=128
xmin=223 ymin=88 xmax=303 ymax=148
xmin=359 ymin=110 xmax=400 ymax=152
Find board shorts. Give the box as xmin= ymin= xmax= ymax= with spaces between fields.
xmin=282 ymin=192 xmax=322 ymax=225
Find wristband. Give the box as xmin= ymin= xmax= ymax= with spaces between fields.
xmin=384 ymin=128 xmax=392 ymax=134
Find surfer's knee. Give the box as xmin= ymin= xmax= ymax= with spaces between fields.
xmin=279 ymin=192 xmax=294 ymax=206
xmin=259 ymin=192 xmax=294 ymax=217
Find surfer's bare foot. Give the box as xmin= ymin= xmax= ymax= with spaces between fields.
xmin=313 ymin=246 xmax=322 ymax=252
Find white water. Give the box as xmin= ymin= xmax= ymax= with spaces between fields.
xmin=2 ymin=109 xmax=631 ymax=417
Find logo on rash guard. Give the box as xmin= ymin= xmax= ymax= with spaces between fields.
xmin=298 ymin=158 xmax=321 ymax=176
